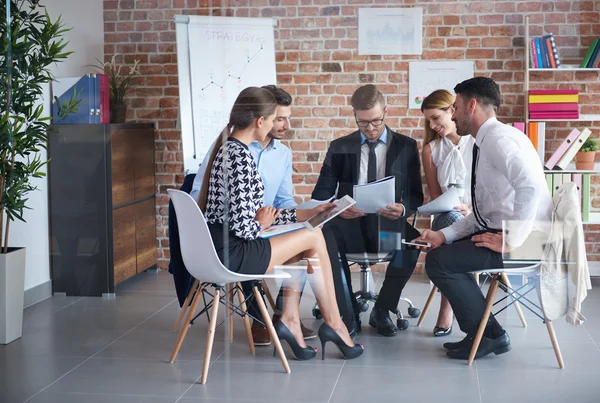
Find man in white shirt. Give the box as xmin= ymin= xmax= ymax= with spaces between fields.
xmin=416 ymin=77 xmax=552 ymax=360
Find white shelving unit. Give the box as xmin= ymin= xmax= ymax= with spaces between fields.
xmin=524 ymin=16 xmax=600 ymax=228
xmin=530 ymin=66 xmax=600 ymax=72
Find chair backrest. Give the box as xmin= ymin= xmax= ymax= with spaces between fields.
xmin=167 ymin=189 xmax=245 ymax=284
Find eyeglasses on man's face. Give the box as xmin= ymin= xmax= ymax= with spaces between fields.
xmin=355 ymin=114 xmax=386 ymax=128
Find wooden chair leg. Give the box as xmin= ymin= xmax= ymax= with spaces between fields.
xmin=228 ymin=284 xmax=234 ymax=343
xmin=236 ymin=282 xmax=255 ymax=355
xmin=468 ymin=274 xmax=500 ymax=365
xmin=173 ymin=279 xmax=200 ymax=332
xmin=253 ymin=285 xmax=290 ymax=374
xmin=200 ymin=288 xmax=221 ymax=384
xmin=545 ymin=318 xmax=565 ymax=369
xmin=500 ymin=273 xmax=528 ymax=328
xmin=169 ymin=283 xmax=205 ymax=363
xmin=474 ymin=273 xmax=480 ymax=286
xmin=417 ymin=285 xmax=438 ymax=327
xmin=261 ymin=280 xmax=278 ymax=312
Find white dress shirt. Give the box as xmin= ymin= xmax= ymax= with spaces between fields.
xmin=440 ymin=117 xmax=552 ymax=247
xmin=357 ymin=128 xmax=390 ymax=185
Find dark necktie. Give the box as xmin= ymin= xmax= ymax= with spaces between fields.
xmin=471 ymin=144 xmax=489 ymax=230
xmin=367 ymin=141 xmax=378 ymax=183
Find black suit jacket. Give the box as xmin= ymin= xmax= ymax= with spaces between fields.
xmin=312 ymin=127 xmax=424 ymax=232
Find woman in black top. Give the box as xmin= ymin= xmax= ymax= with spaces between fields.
xmin=197 ymin=87 xmax=362 ymax=361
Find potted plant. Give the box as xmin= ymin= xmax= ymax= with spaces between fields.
xmin=575 ymin=137 xmax=598 ymax=170
xmin=0 ymin=0 xmax=78 ymax=344
xmin=90 ymin=55 xmax=141 ymax=123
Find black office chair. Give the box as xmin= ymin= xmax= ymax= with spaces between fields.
xmin=346 ymin=252 xmax=420 ymax=330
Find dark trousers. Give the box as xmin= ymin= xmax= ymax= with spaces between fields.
xmin=240 ymin=226 xmax=356 ymax=332
xmin=425 ymin=235 xmax=504 ymax=335
xmin=326 ymin=215 xmax=421 ymax=313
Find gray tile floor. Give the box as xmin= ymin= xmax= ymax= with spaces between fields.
xmin=2 ymin=270 xmax=600 ymax=403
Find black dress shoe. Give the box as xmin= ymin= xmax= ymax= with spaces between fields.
xmin=443 ymin=333 xmax=475 ymax=350
xmin=446 ymin=331 xmax=511 ymax=360
xmin=368 ymin=307 xmax=397 ymax=337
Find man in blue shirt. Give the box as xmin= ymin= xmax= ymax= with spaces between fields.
xmin=192 ymin=85 xmax=357 ymax=346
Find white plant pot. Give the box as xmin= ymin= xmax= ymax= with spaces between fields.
xmin=0 ymin=247 xmax=26 ymax=344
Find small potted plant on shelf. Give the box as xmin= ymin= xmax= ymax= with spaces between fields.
xmin=91 ymin=55 xmax=141 ymax=123
xmin=575 ymin=137 xmax=599 ymax=170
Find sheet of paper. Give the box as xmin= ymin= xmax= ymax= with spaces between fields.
xmin=296 ymin=196 xmax=335 ymax=210
xmin=417 ymin=187 xmax=461 ymax=216
xmin=353 ymin=176 xmax=395 ymax=214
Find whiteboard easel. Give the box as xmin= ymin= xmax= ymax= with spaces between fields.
xmin=175 ymin=15 xmax=277 ymax=173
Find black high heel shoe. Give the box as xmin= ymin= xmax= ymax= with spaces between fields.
xmin=273 ymin=320 xmax=317 ymax=360
xmin=318 ymin=323 xmax=363 ymax=360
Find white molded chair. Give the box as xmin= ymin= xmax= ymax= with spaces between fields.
xmin=167 ymin=189 xmax=292 ymax=384
xmin=467 ymin=261 xmax=564 ymax=368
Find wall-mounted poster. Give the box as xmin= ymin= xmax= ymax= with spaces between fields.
xmin=408 ymin=61 xmax=475 ymax=109
xmin=358 ymin=8 xmax=423 ymax=55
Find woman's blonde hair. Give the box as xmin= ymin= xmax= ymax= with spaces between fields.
xmin=197 ymin=87 xmax=277 ymax=212
xmin=421 ymin=89 xmax=456 ymax=146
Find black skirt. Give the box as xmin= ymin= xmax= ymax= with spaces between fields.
xmin=208 ymin=223 xmax=272 ymax=275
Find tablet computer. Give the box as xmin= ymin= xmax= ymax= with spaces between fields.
xmin=305 ymin=195 xmax=356 ymax=230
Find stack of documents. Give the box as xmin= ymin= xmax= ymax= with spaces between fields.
xmin=353 ymin=176 xmax=395 ymax=214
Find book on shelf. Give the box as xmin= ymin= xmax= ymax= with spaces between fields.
xmin=529 ymin=112 xmax=580 ymax=119
xmin=529 ymin=103 xmax=578 ymax=113
xmin=528 ymin=93 xmax=579 ymax=104
xmin=582 ymin=174 xmax=591 ymax=222
xmin=513 ymin=122 xmax=525 ymax=133
xmin=545 ymin=34 xmax=561 ymax=68
xmin=554 ymin=128 xmax=592 ymax=170
xmin=529 ymin=89 xmax=579 ymax=95
xmin=529 ymin=34 xmax=561 ymax=69
xmin=545 ymin=173 xmax=554 ymax=193
xmin=581 ymin=39 xmax=599 ymax=68
xmin=544 ymin=128 xmax=581 ymax=170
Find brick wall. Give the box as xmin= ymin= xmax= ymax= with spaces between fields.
xmin=103 ymin=0 xmax=600 ymax=270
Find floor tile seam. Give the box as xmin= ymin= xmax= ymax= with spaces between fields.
xmin=474 ymin=361 xmax=484 ymax=403
xmin=174 ymin=345 xmax=229 ymax=402
xmin=21 ymin=298 xmax=178 ymax=403
xmin=326 ymin=360 xmax=346 ymax=403
xmin=50 ymin=297 xmax=86 ymax=314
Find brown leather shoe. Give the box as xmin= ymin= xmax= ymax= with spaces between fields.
xmin=273 ymin=314 xmax=317 ymax=340
xmin=301 ymin=322 xmax=317 ymax=340
xmin=251 ymin=321 xmax=271 ymax=346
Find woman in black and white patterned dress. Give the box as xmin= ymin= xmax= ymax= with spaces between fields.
xmin=197 ymin=87 xmax=362 ymax=361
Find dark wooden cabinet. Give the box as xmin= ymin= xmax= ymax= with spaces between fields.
xmin=48 ymin=124 xmax=156 ymax=296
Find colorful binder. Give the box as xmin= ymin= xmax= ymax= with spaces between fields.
xmin=582 ymin=174 xmax=591 ymax=222
xmin=544 ymin=128 xmax=581 ymax=170
xmin=52 ymin=75 xmax=95 ymax=124
xmin=555 ymin=128 xmax=592 ymax=170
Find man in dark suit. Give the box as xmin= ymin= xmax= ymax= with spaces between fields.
xmin=312 ymin=84 xmax=424 ymax=337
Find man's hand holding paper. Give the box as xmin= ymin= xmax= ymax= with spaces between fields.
xmin=352 ymin=176 xmax=395 ymax=214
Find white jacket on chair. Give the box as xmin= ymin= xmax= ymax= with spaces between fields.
xmin=539 ymin=181 xmax=592 ymax=325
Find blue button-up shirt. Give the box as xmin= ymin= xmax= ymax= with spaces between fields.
xmin=191 ymin=138 xmax=295 ymax=209
xmin=248 ymin=139 xmax=295 ymax=209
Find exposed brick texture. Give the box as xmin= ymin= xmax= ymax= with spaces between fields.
xmin=103 ymin=0 xmax=600 ymax=270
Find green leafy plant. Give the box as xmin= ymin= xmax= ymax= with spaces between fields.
xmin=89 ymin=54 xmax=141 ymax=106
xmin=580 ymin=137 xmax=599 ymax=153
xmin=0 ymin=0 xmax=79 ymax=252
